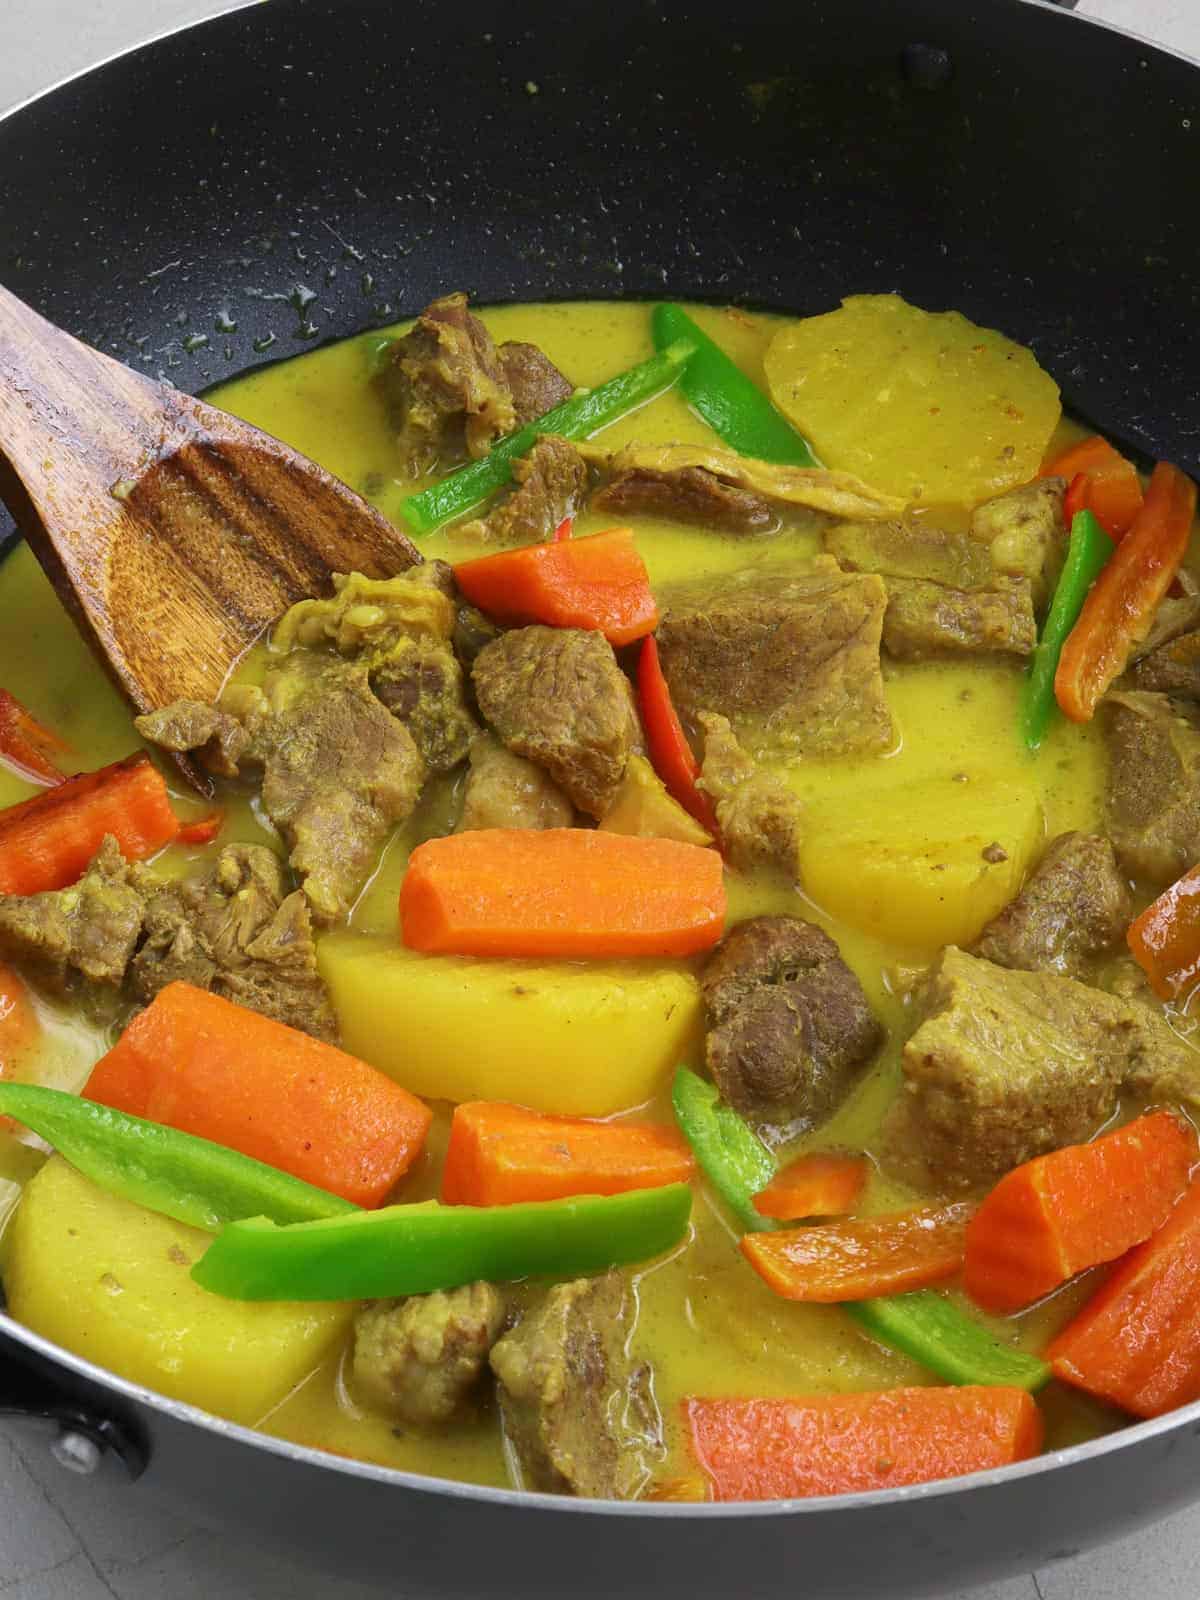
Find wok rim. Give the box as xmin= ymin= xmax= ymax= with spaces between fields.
xmin=1 ymin=0 xmax=1199 ymax=1523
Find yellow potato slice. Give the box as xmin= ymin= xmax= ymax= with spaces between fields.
xmin=764 ymin=294 xmax=1061 ymax=506
xmin=5 ymin=1157 xmax=353 ymax=1425
xmin=318 ymin=934 xmax=702 ymax=1115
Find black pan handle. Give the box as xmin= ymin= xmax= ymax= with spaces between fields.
xmin=0 ymin=1330 xmax=148 ymax=1480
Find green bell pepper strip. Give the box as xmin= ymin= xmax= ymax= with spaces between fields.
xmin=846 ymin=1292 xmax=1051 ymax=1392
xmin=0 ymin=1083 xmax=357 ymax=1234
xmin=671 ymin=1066 xmax=777 ymax=1233
xmin=1019 ymin=508 xmax=1115 ymax=751
xmin=650 ymin=303 xmax=818 ymax=468
xmin=191 ymin=1183 xmax=692 ymax=1301
xmin=400 ymin=338 xmax=696 ymax=535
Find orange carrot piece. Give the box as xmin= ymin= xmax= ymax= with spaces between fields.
xmin=0 ymin=753 xmax=179 ymax=896
xmin=1055 ymin=461 xmax=1197 ymax=723
xmin=740 ymin=1202 xmax=973 ymax=1302
xmin=441 ymin=1100 xmax=695 ymax=1206
xmin=1127 ymin=862 xmax=1200 ymax=1002
xmin=400 ymin=828 xmax=725 ymax=959
xmin=453 ymin=527 xmax=659 ymax=647
xmin=1048 ymin=1177 xmax=1200 ymax=1418
xmin=0 ymin=962 xmax=40 ymax=1133
xmin=752 ymin=1153 xmax=868 ymax=1222
xmin=684 ymin=1387 xmax=1044 ymax=1500
xmin=0 ymin=690 xmax=70 ymax=787
xmin=1043 ymin=435 xmax=1144 ymax=540
xmin=84 ymin=982 xmax=431 ymax=1207
xmin=963 ymin=1112 xmax=1196 ymax=1315
xmin=176 ymin=809 xmax=225 ymax=846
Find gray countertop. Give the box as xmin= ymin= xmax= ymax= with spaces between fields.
xmin=2 ymin=2 xmax=1199 ymax=1595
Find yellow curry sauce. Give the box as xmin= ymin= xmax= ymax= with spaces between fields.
xmin=0 ymin=301 xmax=1131 ymax=1487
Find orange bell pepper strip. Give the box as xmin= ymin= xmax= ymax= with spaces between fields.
xmin=963 ymin=1112 xmax=1196 ymax=1315
xmin=1127 ymin=861 xmax=1200 ymax=1002
xmin=637 ymin=636 xmax=719 ymax=835
xmin=739 ymin=1202 xmax=973 ymax=1302
xmin=0 ymin=753 xmax=180 ymax=895
xmin=1043 ymin=435 xmax=1144 ymax=540
xmin=400 ymin=828 xmax=725 ymax=959
xmin=452 ymin=527 xmax=658 ymax=647
xmin=176 ymin=809 xmax=225 ymax=846
xmin=84 ymin=982 xmax=432 ymax=1208
xmin=0 ymin=690 xmax=70 ymax=787
xmin=1055 ymin=461 xmax=1198 ymax=723
xmin=683 ymin=1387 xmax=1044 ymax=1500
xmin=1048 ymin=1176 xmax=1200 ymax=1418
xmin=751 ymin=1152 xmax=868 ymax=1222
xmin=441 ymin=1100 xmax=695 ymax=1206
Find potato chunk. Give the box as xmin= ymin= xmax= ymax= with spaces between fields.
xmin=4 ymin=1157 xmax=353 ymax=1425
xmin=317 ymin=934 xmax=701 ymax=1115
xmin=764 ymin=295 xmax=1061 ymax=506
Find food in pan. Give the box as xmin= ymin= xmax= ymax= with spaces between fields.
xmin=0 ymin=292 xmax=1197 ymax=1501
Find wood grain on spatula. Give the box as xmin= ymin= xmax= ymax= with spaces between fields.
xmin=0 ymin=283 xmax=419 ymax=789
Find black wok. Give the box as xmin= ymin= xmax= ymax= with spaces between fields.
xmin=1 ymin=2 xmax=1199 ymax=1594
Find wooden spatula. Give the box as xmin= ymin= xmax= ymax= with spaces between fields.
xmin=0 ymin=282 xmax=420 ymax=786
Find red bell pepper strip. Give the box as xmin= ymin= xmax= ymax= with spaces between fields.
xmin=552 ymin=516 xmax=573 ymax=542
xmin=1042 ymin=435 xmax=1144 ymax=540
xmin=176 ymin=810 xmax=225 ymax=846
xmin=1128 ymin=861 xmax=1200 ymax=1001
xmin=740 ymin=1202 xmax=973 ymax=1302
xmin=0 ymin=690 xmax=70 ymax=787
xmin=637 ymin=636 xmax=720 ymax=835
xmin=752 ymin=1152 xmax=868 ymax=1221
xmin=1055 ymin=461 xmax=1197 ymax=723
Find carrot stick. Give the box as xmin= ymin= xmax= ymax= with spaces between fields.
xmin=441 ymin=1100 xmax=695 ymax=1206
xmin=963 ymin=1111 xmax=1196 ymax=1315
xmin=0 ymin=753 xmax=179 ymax=895
xmin=1042 ymin=435 xmax=1144 ymax=540
xmin=400 ymin=828 xmax=725 ymax=959
xmin=752 ymin=1152 xmax=868 ymax=1222
xmin=1127 ymin=862 xmax=1200 ymax=1002
xmin=84 ymin=981 xmax=431 ymax=1207
xmin=453 ymin=528 xmax=659 ymax=647
xmin=1055 ymin=461 xmax=1197 ymax=722
xmin=740 ymin=1202 xmax=973 ymax=1302
xmin=1048 ymin=1177 xmax=1200 ymax=1418
xmin=0 ymin=690 xmax=70 ymax=787
xmin=637 ymin=636 xmax=720 ymax=835
xmin=684 ymin=1387 xmax=1044 ymax=1500
xmin=0 ymin=962 xmax=40 ymax=1134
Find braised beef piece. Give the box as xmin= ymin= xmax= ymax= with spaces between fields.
xmin=701 ymin=916 xmax=882 ymax=1129
xmin=377 ymin=292 xmax=516 ymax=474
xmin=458 ymin=734 xmax=574 ymax=832
xmin=1132 ymin=628 xmax=1200 ymax=701
xmin=886 ymin=947 xmax=1200 ymax=1191
xmin=490 ymin=1272 xmax=661 ymax=1499
xmin=655 ymin=559 xmax=892 ymax=759
xmin=0 ymin=836 xmax=144 ymax=995
xmin=593 ymin=464 xmax=775 ymax=536
xmin=352 ymin=1283 xmax=506 ymax=1427
xmin=457 ymin=435 xmax=588 ymax=546
xmin=130 ymin=844 xmax=336 ymax=1040
xmin=974 ymin=832 xmax=1130 ymax=980
xmin=696 ymin=712 xmax=804 ymax=879
xmin=472 ymin=626 xmax=639 ymax=818
xmin=452 ymin=602 xmax=502 ymax=667
xmin=970 ymin=477 xmax=1067 ymax=610
xmin=1103 ymin=690 xmax=1200 ymax=885
xmin=825 ymin=521 xmax=995 ymax=589
xmin=136 ymin=701 xmax=248 ymax=780
xmin=498 ymin=341 xmax=574 ymax=425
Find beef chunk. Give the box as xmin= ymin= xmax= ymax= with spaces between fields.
xmin=825 ymin=520 xmax=995 ymax=589
xmin=1108 ymin=958 xmax=1200 ymax=1109
xmin=377 ymin=292 xmax=516 ymax=474
xmin=701 ymin=916 xmax=882 ymax=1129
xmin=697 ymin=713 xmax=803 ymax=878
xmin=970 ymin=477 xmax=1067 ymax=610
xmin=352 ymin=1283 xmax=506 ymax=1427
xmin=498 ymin=341 xmax=573 ymax=425
xmin=135 ymin=701 xmax=248 ymax=779
xmin=887 ymin=947 xmax=1164 ymax=1191
xmin=490 ymin=1273 xmax=661 ymax=1499
xmin=472 ymin=627 xmax=638 ymax=818
xmin=458 ymin=734 xmax=574 ymax=831
xmin=974 ymin=832 xmax=1130 ymax=980
xmin=1103 ymin=690 xmax=1200 ymax=885
xmin=880 ymin=577 xmax=1036 ymax=660
xmin=1132 ymin=628 xmax=1200 ymax=701
xmin=130 ymin=844 xmax=336 ymax=1040
xmin=0 ymin=836 xmax=144 ymax=994
xmin=457 ymin=436 xmax=588 ymax=546
xmin=656 ymin=560 xmax=893 ymax=759
xmin=593 ymin=465 xmax=775 ymax=536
